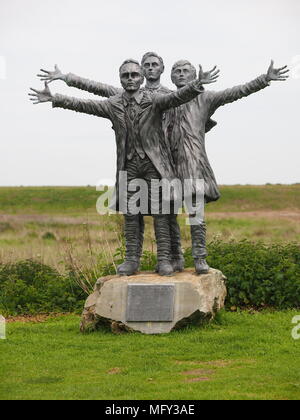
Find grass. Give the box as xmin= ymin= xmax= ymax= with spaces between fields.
xmin=0 ymin=186 xmax=299 ymax=400
xmin=1 ymin=212 xmax=299 ymax=271
xmin=0 ymin=184 xmax=300 ymax=215
xmin=207 ymin=184 xmax=300 ymax=212
xmin=0 ymin=185 xmax=300 ymax=269
xmin=0 ymin=186 xmax=99 ymax=215
xmin=0 ymin=311 xmax=299 ymax=400
xmin=1 ymin=215 xmax=299 ymax=273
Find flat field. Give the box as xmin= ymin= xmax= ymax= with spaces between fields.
xmin=0 ymin=185 xmax=299 ymax=271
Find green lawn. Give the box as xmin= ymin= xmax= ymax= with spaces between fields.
xmin=1 ymin=311 xmax=299 ymax=400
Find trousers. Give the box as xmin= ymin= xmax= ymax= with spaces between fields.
xmin=122 ymin=153 xmax=175 ymax=263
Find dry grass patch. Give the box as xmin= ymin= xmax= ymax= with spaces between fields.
xmin=175 ymin=359 xmax=232 ymax=368
xmin=107 ymin=368 xmax=123 ymax=375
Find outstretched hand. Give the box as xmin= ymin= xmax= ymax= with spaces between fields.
xmin=198 ymin=65 xmax=220 ymax=85
xmin=267 ymin=60 xmax=289 ymax=82
xmin=28 ymin=82 xmax=53 ymax=104
xmin=37 ymin=65 xmax=64 ymax=83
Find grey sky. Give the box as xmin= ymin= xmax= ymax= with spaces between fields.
xmin=0 ymin=0 xmax=299 ymax=186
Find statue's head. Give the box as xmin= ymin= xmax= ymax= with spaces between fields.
xmin=119 ymin=59 xmax=144 ymax=92
xmin=171 ymin=60 xmax=197 ymax=88
xmin=141 ymin=52 xmax=165 ymax=82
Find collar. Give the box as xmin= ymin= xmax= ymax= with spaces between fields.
xmin=145 ymin=84 xmax=162 ymax=91
xmin=122 ymin=90 xmax=144 ymax=106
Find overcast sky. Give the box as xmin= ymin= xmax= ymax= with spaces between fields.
xmin=0 ymin=0 xmax=299 ymax=186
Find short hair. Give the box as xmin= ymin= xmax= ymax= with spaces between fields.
xmin=171 ymin=60 xmax=197 ymax=78
xmin=141 ymin=52 xmax=164 ymax=70
xmin=119 ymin=59 xmax=142 ymax=74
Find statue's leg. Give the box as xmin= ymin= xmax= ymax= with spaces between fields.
xmin=143 ymin=159 xmax=174 ymax=276
xmin=153 ymin=215 xmax=174 ymax=276
xmin=169 ymin=214 xmax=185 ymax=272
xmin=117 ymin=154 xmax=143 ymax=276
xmin=189 ymin=218 xmax=209 ymax=274
xmin=187 ymin=192 xmax=209 ymax=274
xmin=117 ymin=214 xmax=141 ymax=276
xmin=137 ymin=155 xmax=174 ymax=276
xmin=138 ymin=213 xmax=145 ymax=260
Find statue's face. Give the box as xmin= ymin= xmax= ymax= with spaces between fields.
xmin=120 ymin=63 xmax=144 ymax=92
xmin=142 ymin=56 xmax=164 ymax=81
xmin=171 ymin=64 xmax=195 ymax=88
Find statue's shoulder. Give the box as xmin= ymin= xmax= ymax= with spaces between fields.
xmin=196 ymin=89 xmax=214 ymax=105
xmin=140 ymin=90 xmax=154 ymax=106
xmin=158 ymin=85 xmax=172 ymax=94
xmin=202 ymin=89 xmax=216 ymax=99
xmin=107 ymin=92 xmax=125 ymax=108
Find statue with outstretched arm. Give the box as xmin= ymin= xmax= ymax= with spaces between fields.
xmin=30 ymin=60 xmax=220 ymax=277
xmin=37 ymin=53 xmax=177 ymax=97
xmin=168 ymin=59 xmax=289 ymax=274
xmin=37 ymin=54 xmax=181 ymax=272
xmin=37 ymin=53 xmax=219 ymax=273
xmin=38 ymin=64 xmax=123 ymax=97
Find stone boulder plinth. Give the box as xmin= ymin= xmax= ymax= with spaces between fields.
xmin=80 ymin=268 xmax=227 ymax=335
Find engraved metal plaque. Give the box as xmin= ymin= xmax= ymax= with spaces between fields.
xmin=126 ymin=284 xmax=175 ymax=322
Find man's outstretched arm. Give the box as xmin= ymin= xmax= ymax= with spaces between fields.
xmin=38 ymin=65 xmax=122 ymax=98
xmin=29 ymin=82 xmax=111 ymax=118
xmin=207 ymin=60 xmax=289 ymax=112
xmin=156 ymin=65 xmax=220 ymax=111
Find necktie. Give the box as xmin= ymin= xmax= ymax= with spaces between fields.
xmin=129 ymin=99 xmax=137 ymax=121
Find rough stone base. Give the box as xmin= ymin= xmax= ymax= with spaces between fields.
xmin=80 ymin=268 xmax=227 ymax=335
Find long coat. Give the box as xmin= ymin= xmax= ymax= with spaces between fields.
xmin=52 ymin=81 xmax=203 ymax=209
xmin=168 ymin=75 xmax=270 ymax=203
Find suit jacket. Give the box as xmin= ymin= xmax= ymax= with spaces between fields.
xmin=65 ymin=73 xmax=217 ymax=134
xmin=52 ymin=81 xmax=204 ymax=209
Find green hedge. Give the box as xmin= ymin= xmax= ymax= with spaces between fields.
xmin=0 ymin=241 xmax=299 ymax=316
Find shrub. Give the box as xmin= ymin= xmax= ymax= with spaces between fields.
xmin=42 ymin=232 xmax=57 ymax=241
xmin=185 ymin=240 xmax=300 ymax=310
xmin=96 ymin=240 xmax=300 ymax=310
xmin=0 ymin=259 xmax=85 ymax=316
xmin=0 ymin=222 xmax=14 ymax=233
xmin=0 ymin=241 xmax=299 ymax=316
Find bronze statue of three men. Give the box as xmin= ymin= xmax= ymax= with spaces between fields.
xmin=29 ymin=53 xmax=289 ymax=276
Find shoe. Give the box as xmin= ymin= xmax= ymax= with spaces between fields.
xmin=155 ymin=260 xmax=181 ymax=273
xmin=194 ymin=258 xmax=210 ymax=274
xmin=117 ymin=260 xmax=139 ymax=276
xmin=171 ymin=257 xmax=185 ymax=272
xmin=157 ymin=261 xmax=174 ymax=276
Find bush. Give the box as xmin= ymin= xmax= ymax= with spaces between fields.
xmin=93 ymin=240 xmax=300 ymax=310
xmin=42 ymin=232 xmax=57 ymax=241
xmin=185 ymin=240 xmax=300 ymax=310
xmin=0 ymin=241 xmax=299 ymax=316
xmin=0 ymin=260 xmax=85 ymax=316
xmin=0 ymin=222 xmax=14 ymax=233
